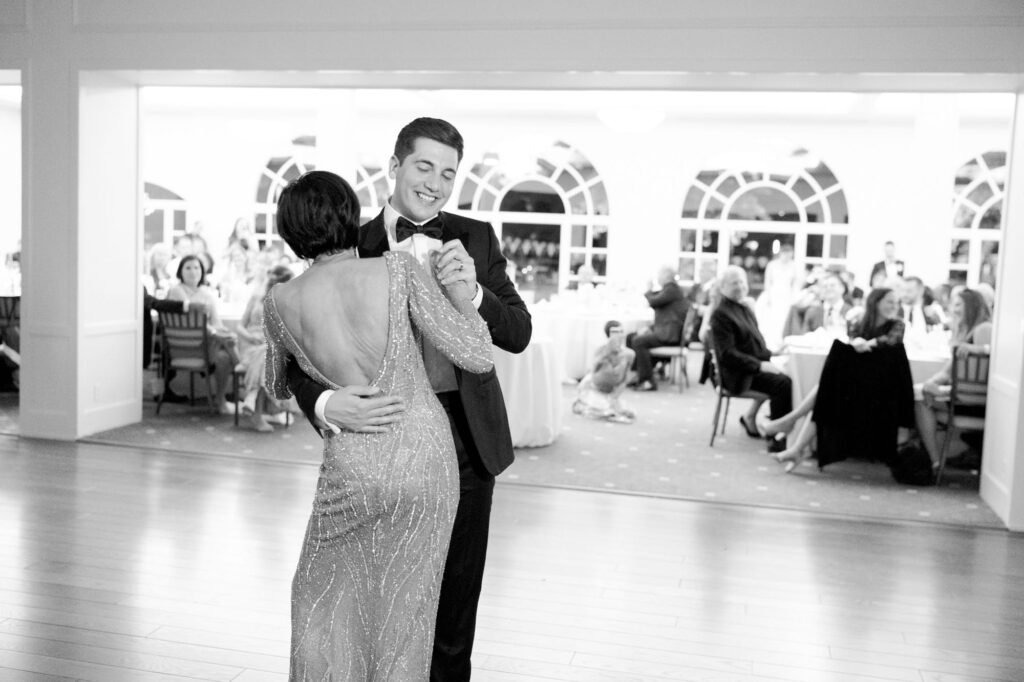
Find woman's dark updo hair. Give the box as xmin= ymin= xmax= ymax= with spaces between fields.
xmin=175 ymin=254 xmax=208 ymax=286
xmin=275 ymin=170 xmax=360 ymax=260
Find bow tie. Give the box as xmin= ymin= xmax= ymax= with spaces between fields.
xmin=395 ymin=216 xmax=443 ymax=242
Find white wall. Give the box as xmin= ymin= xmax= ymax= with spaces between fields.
xmin=0 ymin=93 xmax=20 ymax=256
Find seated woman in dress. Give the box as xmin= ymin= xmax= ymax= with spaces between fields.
xmin=764 ymin=287 xmax=907 ymax=472
xmin=915 ymin=288 xmax=992 ymax=466
xmin=235 ymin=264 xmax=294 ymax=431
xmin=166 ymin=254 xmax=239 ymax=414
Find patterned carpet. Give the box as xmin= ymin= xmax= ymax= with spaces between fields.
xmin=0 ymin=372 xmax=1004 ymax=529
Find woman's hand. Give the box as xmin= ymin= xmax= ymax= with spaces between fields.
xmin=850 ymin=337 xmax=872 ymax=353
xmin=954 ymin=343 xmax=988 ymax=358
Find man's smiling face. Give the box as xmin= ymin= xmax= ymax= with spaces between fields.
xmin=389 ymin=137 xmax=459 ymax=223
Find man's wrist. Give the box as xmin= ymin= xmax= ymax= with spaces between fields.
xmin=471 ymin=283 xmax=483 ymax=309
xmin=314 ymin=389 xmax=341 ymax=434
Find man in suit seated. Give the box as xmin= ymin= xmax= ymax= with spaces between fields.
xmin=869 ymin=240 xmax=905 ymax=288
xmin=710 ymin=266 xmax=792 ymax=452
xmin=627 ymin=265 xmax=689 ymax=391
xmin=897 ymin=276 xmax=942 ymax=334
xmin=801 ymin=272 xmax=852 ymax=334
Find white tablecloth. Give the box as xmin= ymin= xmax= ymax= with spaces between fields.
xmin=530 ymin=306 xmax=653 ymax=381
xmin=786 ymin=338 xmax=949 ymax=405
xmin=493 ymin=337 xmax=563 ymax=448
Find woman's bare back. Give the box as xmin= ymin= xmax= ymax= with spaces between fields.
xmin=270 ymin=255 xmax=390 ymax=388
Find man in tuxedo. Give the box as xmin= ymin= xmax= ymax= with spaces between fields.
xmin=869 ymin=240 xmax=905 ymax=288
xmin=627 ymin=265 xmax=690 ymax=391
xmin=896 ymin=275 xmax=941 ymax=332
xmin=285 ymin=117 xmax=531 ymax=682
xmin=710 ymin=266 xmax=792 ymax=452
xmin=801 ymin=272 xmax=852 ymax=333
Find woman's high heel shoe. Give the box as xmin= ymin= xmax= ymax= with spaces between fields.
xmin=739 ymin=416 xmax=761 ymax=439
xmin=774 ymin=449 xmax=809 ymax=473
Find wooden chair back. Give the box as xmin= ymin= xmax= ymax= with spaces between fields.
xmin=950 ymin=350 xmax=990 ymax=411
xmin=158 ymin=310 xmax=211 ymax=373
xmin=0 ymin=296 xmax=19 ymax=331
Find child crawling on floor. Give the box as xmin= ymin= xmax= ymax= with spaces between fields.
xmin=572 ymin=320 xmax=636 ymax=424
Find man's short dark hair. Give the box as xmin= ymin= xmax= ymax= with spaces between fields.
xmin=394 ymin=117 xmax=464 ymax=164
xmin=604 ymin=320 xmax=623 ymax=337
xmin=276 ymin=170 xmax=360 ymax=260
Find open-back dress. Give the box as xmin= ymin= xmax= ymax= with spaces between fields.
xmin=264 ymin=251 xmax=493 ymax=681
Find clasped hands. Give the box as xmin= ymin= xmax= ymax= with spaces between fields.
xmin=430 ymin=240 xmax=477 ymax=303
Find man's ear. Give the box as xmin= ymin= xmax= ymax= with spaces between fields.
xmin=388 ymin=155 xmax=399 ymax=179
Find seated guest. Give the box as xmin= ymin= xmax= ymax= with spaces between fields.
xmin=235 ymin=265 xmax=295 ymax=431
xmin=572 ymin=320 xmax=636 ymax=424
xmin=800 ymin=272 xmax=851 ymax=334
xmin=915 ymin=288 xmax=992 ymax=467
xmin=627 ymin=265 xmax=689 ymax=391
xmin=710 ymin=266 xmax=792 ymax=452
xmin=839 ymin=270 xmax=864 ymax=308
xmin=764 ymin=287 xmax=911 ymax=472
xmin=897 ymin=276 xmax=942 ymax=333
xmin=166 ymin=255 xmax=239 ymax=415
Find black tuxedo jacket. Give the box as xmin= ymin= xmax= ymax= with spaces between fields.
xmin=644 ymin=281 xmax=689 ymax=343
xmin=870 ymin=259 xmax=904 ymax=283
xmin=709 ymin=297 xmax=771 ymax=395
xmin=286 ymin=209 xmax=532 ymax=477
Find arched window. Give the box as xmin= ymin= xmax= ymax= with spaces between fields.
xmin=679 ymin=148 xmax=849 ymax=295
xmin=457 ymin=141 xmax=609 ymax=302
xmin=353 ymin=165 xmax=390 ymax=223
xmin=254 ymin=136 xmax=316 ymax=250
xmin=142 ymin=182 xmax=187 ymax=252
xmin=950 ymin=151 xmax=1004 ymax=287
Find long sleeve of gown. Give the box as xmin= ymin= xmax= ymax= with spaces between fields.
xmin=262 ymin=294 xmax=293 ymax=401
xmin=397 ymin=252 xmax=494 ymax=374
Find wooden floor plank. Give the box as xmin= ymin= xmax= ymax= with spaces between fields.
xmin=2 ymin=437 xmax=1023 ymax=681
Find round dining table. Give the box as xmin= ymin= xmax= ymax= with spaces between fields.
xmin=529 ymin=302 xmax=653 ymax=381
xmin=492 ymin=336 xmax=563 ymax=448
xmin=784 ymin=333 xmax=950 ymax=404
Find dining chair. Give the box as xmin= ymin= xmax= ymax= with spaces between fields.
xmin=649 ymin=305 xmax=696 ymax=393
xmin=0 ymin=295 xmax=20 ymax=347
xmin=708 ymin=346 xmax=770 ymax=446
xmin=934 ymin=349 xmax=990 ymax=484
xmin=156 ymin=309 xmax=215 ymax=414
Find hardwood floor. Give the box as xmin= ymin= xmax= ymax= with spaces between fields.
xmin=1 ymin=436 xmax=1022 ymax=681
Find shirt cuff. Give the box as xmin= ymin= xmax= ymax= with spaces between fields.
xmin=471 ymin=283 xmax=483 ymax=309
xmin=314 ymin=389 xmax=341 ymax=435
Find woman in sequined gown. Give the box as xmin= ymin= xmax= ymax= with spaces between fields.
xmin=264 ymin=171 xmax=493 ymax=681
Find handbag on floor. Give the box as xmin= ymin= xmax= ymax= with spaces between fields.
xmin=888 ymin=437 xmax=936 ymax=486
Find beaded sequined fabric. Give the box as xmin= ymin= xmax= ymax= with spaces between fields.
xmin=264 ymin=251 xmax=493 ymax=681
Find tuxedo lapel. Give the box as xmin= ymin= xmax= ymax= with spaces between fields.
xmin=358 ymin=211 xmax=389 ymax=258
xmin=439 ymin=212 xmax=467 ymax=244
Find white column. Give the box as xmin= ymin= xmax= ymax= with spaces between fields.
xmin=19 ymin=4 xmax=77 ymax=438
xmin=77 ymin=73 xmax=142 ymax=435
xmin=980 ymin=93 xmax=1024 ymax=531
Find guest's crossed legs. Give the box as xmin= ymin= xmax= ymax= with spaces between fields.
xmin=748 ymin=371 xmax=792 ymax=420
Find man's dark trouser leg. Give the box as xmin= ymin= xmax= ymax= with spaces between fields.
xmin=749 ymin=371 xmax=793 ymax=420
xmin=432 ymin=392 xmax=495 ymax=682
xmin=629 ymin=332 xmax=662 ymax=383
